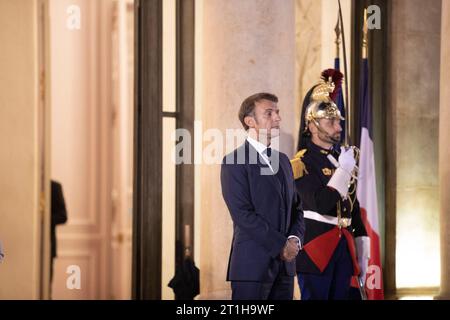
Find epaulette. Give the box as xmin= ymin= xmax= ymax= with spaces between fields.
xmin=290 ymin=149 xmax=308 ymax=180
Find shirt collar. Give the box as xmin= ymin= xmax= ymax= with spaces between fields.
xmin=246 ymin=136 xmax=270 ymax=155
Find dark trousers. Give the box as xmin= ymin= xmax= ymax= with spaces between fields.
xmin=297 ymin=237 xmax=353 ymax=300
xmin=231 ymin=262 xmax=294 ymax=300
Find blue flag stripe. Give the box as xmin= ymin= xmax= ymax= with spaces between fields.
xmin=334 ymin=58 xmax=346 ymax=143
xmin=359 ymin=58 xmax=372 ymax=138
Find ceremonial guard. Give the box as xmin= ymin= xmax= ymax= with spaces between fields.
xmin=291 ymin=69 xmax=370 ymax=300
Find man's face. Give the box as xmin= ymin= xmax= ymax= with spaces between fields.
xmin=245 ymin=99 xmax=281 ymax=143
xmin=310 ymin=118 xmax=342 ymax=145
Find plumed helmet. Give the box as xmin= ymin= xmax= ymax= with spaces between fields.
xmin=297 ymin=69 xmax=345 ymax=150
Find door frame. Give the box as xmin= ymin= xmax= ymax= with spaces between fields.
xmin=37 ymin=0 xmax=52 ymax=300
xmin=132 ymin=0 xmax=163 ymax=300
xmin=132 ymin=0 xmax=195 ymax=300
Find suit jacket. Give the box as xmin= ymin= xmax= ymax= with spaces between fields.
xmin=221 ymin=141 xmax=305 ymax=282
xmin=51 ymin=180 xmax=68 ymax=258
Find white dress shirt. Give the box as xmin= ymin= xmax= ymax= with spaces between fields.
xmin=246 ymin=136 xmax=274 ymax=172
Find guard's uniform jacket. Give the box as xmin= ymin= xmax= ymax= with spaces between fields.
xmin=291 ymin=140 xmax=367 ymax=275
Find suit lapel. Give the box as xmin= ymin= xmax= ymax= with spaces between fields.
xmin=246 ymin=142 xmax=282 ymax=199
xmin=268 ymin=150 xmax=292 ymax=233
xmin=279 ymin=157 xmax=292 ymax=229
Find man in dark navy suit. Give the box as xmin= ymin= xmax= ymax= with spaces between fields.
xmin=221 ymin=93 xmax=305 ymax=300
xmin=51 ymin=180 xmax=68 ymax=282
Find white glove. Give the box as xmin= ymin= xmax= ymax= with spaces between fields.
xmin=338 ymin=146 xmax=356 ymax=173
xmin=355 ymin=236 xmax=370 ymax=284
xmin=327 ymin=147 xmax=356 ymax=198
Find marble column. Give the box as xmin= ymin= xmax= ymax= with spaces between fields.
xmin=199 ymin=0 xmax=296 ymax=299
xmin=438 ymin=0 xmax=450 ymax=300
xmin=388 ymin=0 xmax=441 ymax=292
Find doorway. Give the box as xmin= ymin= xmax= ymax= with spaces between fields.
xmin=132 ymin=0 xmax=195 ymax=300
xmin=48 ymin=0 xmax=134 ymax=299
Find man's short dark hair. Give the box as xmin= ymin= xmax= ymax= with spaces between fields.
xmin=238 ymin=93 xmax=278 ymax=130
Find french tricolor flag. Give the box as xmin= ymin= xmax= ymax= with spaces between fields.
xmin=356 ymin=58 xmax=384 ymax=299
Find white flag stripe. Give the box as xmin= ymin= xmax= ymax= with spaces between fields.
xmin=357 ymin=127 xmax=379 ymax=233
